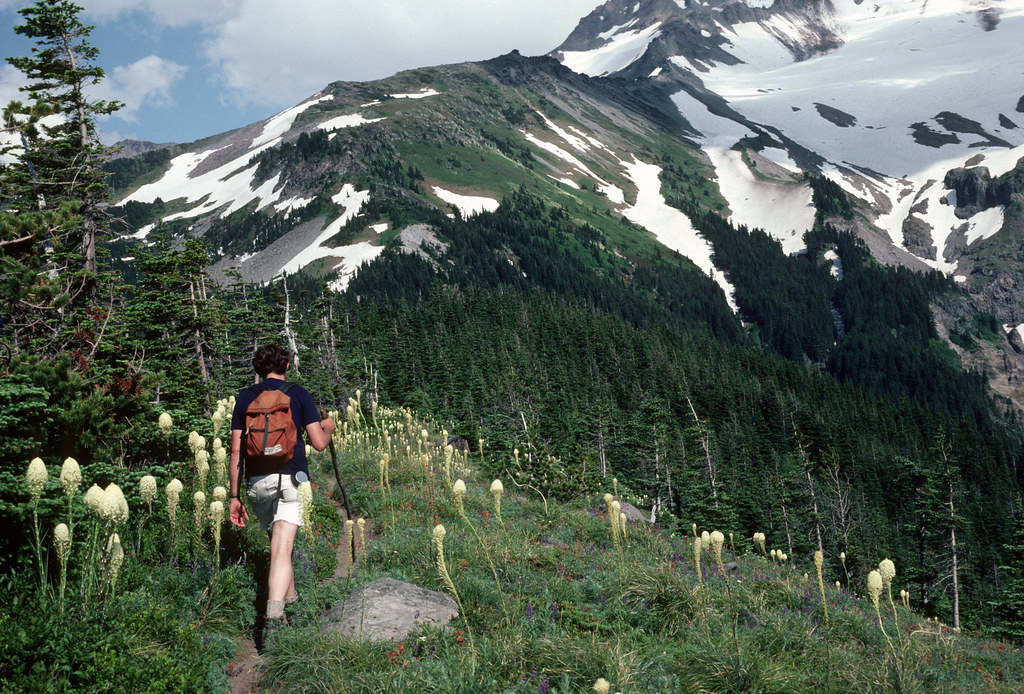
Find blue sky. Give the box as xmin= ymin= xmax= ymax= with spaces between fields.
xmin=2 ymin=0 xmax=599 ymax=144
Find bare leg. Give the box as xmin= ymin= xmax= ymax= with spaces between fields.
xmin=267 ymin=520 xmax=299 ymax=605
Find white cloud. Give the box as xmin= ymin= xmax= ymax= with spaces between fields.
xmin=201 ymin=0 xmax=601 ymax=106
xmin=81 ymin=0 xmax=242 ymax=28
xmin=96 ymin=55 xmax=188 ymax=120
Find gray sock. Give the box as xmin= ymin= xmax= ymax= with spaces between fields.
xmin=266 ymin=600 xmax=285 ymax=620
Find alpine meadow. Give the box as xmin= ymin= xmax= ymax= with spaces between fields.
xmin=4 ymin=0 xmax=1024 ymax=692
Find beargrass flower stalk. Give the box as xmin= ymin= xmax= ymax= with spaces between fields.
xmin=693 ymin=535 xmax=703 ymax=586
xmin=158 ymin=412 xmax=173 ymax=435
xmin=213 ymin=443 xmax=227 ymax=485
xmin=211 ymin=408 xmax=224 ymax=439
xmin=753 ymin=532 xmax=766 ymax=555
xmin=196 ymin=453 xmax=210 ymax=490
xmin=619 ymin=512 xmax=627 ymax=543
xmin=54 ymin=522 xmax=71 ymax=612
xmin=212 ymin=486 xmax=227 ymax=503
xmin=901 ymin=589 xmax=910 ymax=609
xmin=840 ymin=551 xmax=849 ymax=585
xmin=187 ymin=430 xmax=201 ymax=454
xmin=453 ymin=479 xmax=508 ymax=622
xmin=60 ymin=457 xmax=81 ymax=498
xmin=879 ymin=558 xmax=899 ymax=630
xmin=193 ymin=491 xmax=206 ymax=533
xmin=836 ymin=580 xmax=842 ymax=590
xmin=358 ymin=518 xmax=366 ymax=556
xmin=209 ymin=501 xmax=224 ymax=562
xmin=593 ymin=678 xmax=611 ymax=694
xmin=166 ymin=479 xmax=183 ymax=536
xmin=101 ymin=484 xmax=129 ymax=526
xmin=814 ymin=550 xmax=830 ymax=628
xmin=692 ymin=522 xmax=698 ymax=538
xmin=609 ymin=500 xmax=622 ymax=552
xmin=701 ymin=530 xmax=710 ymax=553
xmin=453 ymin=479 xmax=466 ymax=516
xmin=432 ymin=524 xmax=475 ymax=657
xmin=139 ymin=475 xmax=157 ymax=514
xmin=443 ymin=444 xmax=454 ymax=486
xmin=345 ymin=520 xmax=355 ymax=564
xmin=868 ymin=569 xmax=894 ymax=652
xmin=490 ymin=479 xmax=503 ymax=524
xmin=105 ymin=532 xmax=124 ymax=597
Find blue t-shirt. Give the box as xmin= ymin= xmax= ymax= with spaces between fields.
xmin=231 ymin=378 xmax=320 ymax=476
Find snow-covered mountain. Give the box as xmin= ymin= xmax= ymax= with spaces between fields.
xmin=107 ymin=0 xmax=1024 ymax=409
xmin=556 ymin=0 xmax=1023 ymax=271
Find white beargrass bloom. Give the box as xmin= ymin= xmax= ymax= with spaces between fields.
xmin=297 ymin=481 xmax=313 ymax=529
xmin=140 ymin=475 xmax=157 ymax=512
xmin=101 ymin=483 xmax=129 ymax=524
xmin=878 ymin=558 xmax=896 ymax=588
xmin=60 ymin=458 xmax=81 ymax=498
xmin=158 ymin=411 xmax=173 ymax=435
xmin=593 ymin=678 xmax=611 ymax=694
xmin=453 ymin=479 xmax=466 ymax=496
xmin=187 ymin=430 xmax=200 ymax=453
xmin=212 ymin=486 xmax=228 ymax=503
xmin=814 ymin=550 xmax=824 ymax=570
xmin=710 ymin=530 xmax=725 ymax=554
xmin=701 ymin=530 xmax=710 ymax=552
xmin=54 ymin=522 xmax=71 ymax=562
xmin=193 ymin=491 xmax=206 ymax=530
xmin=107 ymin=532 xmax=125 ymax=589
xmin=26 ymin=457 xmax=48 ymax=500
xmin=84 ymin=484 xmax=105 ymax=515
xmin=867 ymin=570 xmax=883 ymax=610
xmin=166 ymin=479 xmax=182 ymax=529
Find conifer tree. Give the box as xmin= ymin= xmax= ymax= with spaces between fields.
xmin=4 ymin=0 xmax=121 ymax=276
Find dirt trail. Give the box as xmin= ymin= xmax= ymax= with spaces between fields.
xmin=229 ymin=487 xmax=367 ymax=693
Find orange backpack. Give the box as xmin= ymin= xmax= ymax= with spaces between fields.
xmin=243 ymin=383 xmax=298 ymax=476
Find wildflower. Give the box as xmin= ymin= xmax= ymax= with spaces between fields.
xmin=106 ymin=532 xmax=125 ymax=591
xmin=212 ymin=486 xmax=227 ymax=503
xmin=187 ymin=430 xmax=201 ymax=453
xmin=490 ymin=479 xmax=503 ymax=523
xmin=867 ymin=570 xmax=883 ymax=611
xmin=196 ymin=451 xmax=210 ymax=487
xmin=101 ymin=484 xmax=129 ymax=524
xmin=692 ymin=522 xmax=698 ymax=537
xmin=193 ymin=491 xmax=206 ymax=531
xmin=753 ymin=532 xmax=766 ymax=554
xmin=26 ymin=458 xmax=48 ymax=501
xmin=701 ymin=530 xmax=710 ymax=552
xmin=166 ymin=478 xmax=183 ymax=529
xmin=345 ymin=519 xmax=355 ymax=563
xmin=210 ymin=501 xmax=225 ymax=557
xmin=140 ymin=475 xmax=157 ymax=513
xmin=879 ymin=558 xmax=895 ymax=588
xmin=710 ymin=530 xmax=724 ymax=555
xmin=814 ymin=550 xmax=829 ymax=627
xmin=453 ymin=479 xmax=466 ymax=515
xmin=836 ymin=580 xmax=841 ymax=590
xmin=693 ymin=536 xmax=703 ymax=586
xmin=593 ymin=678 xmax=611 ymax=694
xmin=358 ymin=517 xmax=366 ymax=550
xmin=53 ymin=523 xmax=71 ymax=563
xmin=60 ymin=458 xmax=81 ymax=498
xmin=211 ymin=408 xmax=224 ymax=438
xmin=770 ymin=548 xmax=777 ymax=561
xmin=84 ymin=484 xmax=105 ymax=515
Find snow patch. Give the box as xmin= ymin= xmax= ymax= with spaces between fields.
xmin=560 ymin=22 xmax=662 ymax=77
xmin=277 ymin=184 xmax=374 ymax=280
xmin=318 ymin=113 xmax=385 ymax=131
xmin=251 ymin=96 xmax=332 ymax=149
xmin=432 ymin=186 xmax=500 ymax=217
xmin=621 ymin=157 xmax=738 ymax=312
xmin=390 ymin=89 xmax=439 ymax=99
xmin=964 ymin=206 xmax=1005 ymax=245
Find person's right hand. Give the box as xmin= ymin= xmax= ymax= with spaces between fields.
xmin=230 ymin=497 xmax=249 ymax=527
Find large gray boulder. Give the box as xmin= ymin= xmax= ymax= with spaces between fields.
xmin=324 ymin=577 xmax=459 ymax=642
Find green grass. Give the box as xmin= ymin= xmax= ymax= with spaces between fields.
xmin=8 ymin=400 xmax=1024 ymax=693
xmin=257 ymin=403 xmax=1024 ymax=693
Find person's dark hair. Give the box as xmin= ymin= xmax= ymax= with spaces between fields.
xmin=252 ymin=344 xmax=290 ymax=378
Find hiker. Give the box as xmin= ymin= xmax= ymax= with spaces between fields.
xmin=228 ymin=343 xmax=336 ymax=630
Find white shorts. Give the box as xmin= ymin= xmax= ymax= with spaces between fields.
xmin=246 ymin=473 xmax=303 ymax=532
